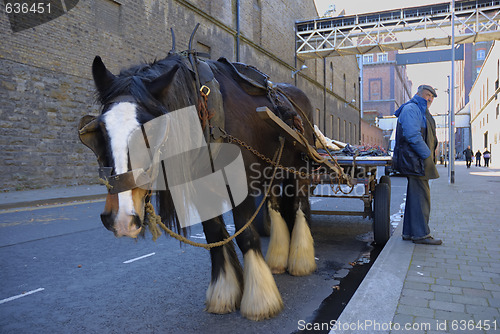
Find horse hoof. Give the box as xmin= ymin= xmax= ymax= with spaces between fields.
xmin=241 ymin=250 xmax=284 ymax=321
xmin=205 ymin=248 xmax=242 ymax=314
xmin=270 ymin=267 xmax=286 ymax=275
xmin=265 ymin=203 xmax=290 ymax=276
xmin=288 ymin=208 xmax=316 ymax=276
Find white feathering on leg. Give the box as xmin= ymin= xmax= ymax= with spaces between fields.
xmin=240 ymin=250 xmax=283 ymax=321
xmin=205 ymin=247 xmax=242 ymax=314
xmin=265 ymin=202 xmax=290 ymax=274
xmin=288 ymin=207 xmax=316 ymax=276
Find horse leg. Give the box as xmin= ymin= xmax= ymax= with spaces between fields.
xmin=202 ymin=217 xmax=243 ymax=314
xmin=286 ymin=178 xmax=317 ymax=276
xmin=265 ymin=193 xmax=290 ymax=274
xmin=233 ymin=196 xmax=283 ymax=321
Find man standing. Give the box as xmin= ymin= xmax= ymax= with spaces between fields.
xmin=393 ymin=85 xmax=442 ymax=245
xmin=463 ymin=146 xmax=473 ymax=168
xmin=475 ymin=150 xmax=482 ymax=167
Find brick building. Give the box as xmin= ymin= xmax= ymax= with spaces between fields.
xmin=0 ymin=0 xmax=360 ymax=191
xmin=362 ymin=51 xmax=412 ymax=120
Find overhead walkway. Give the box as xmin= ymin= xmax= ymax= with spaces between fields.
xmin=296 ymin=0 xmax=500 ymax=58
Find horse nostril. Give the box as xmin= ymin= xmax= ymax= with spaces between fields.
xmin=100 ymin=212 xmax=115 ymax=231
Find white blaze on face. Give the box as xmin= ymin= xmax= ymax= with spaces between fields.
xmin=103 ymin=102 xmax=140 ymax=222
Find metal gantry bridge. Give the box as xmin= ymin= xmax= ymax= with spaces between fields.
xmin=296 ymin=0 xmax=500 ymax=58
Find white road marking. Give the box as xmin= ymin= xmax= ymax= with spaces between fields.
xmin=0 ymin=288 xmax=45 ymax=304
xmin=123 ymin=252 xmax=156 ymax=264
xmin=0 ymin=199 xmax=106 ymax=214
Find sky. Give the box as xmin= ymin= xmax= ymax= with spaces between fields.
xmin=313 ymin=0 xmax=454 ymax=116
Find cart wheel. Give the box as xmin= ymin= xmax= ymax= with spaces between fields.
xmin=380 ymin=175 xmax=391 ymax=187
xmin=379 ymin=175 xmax=391 ymax=203
xmin=373 ymin=183 xmax=390 ymax=246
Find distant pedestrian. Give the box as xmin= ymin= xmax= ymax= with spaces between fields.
xmin=463 ymin=146 xmax=473 ymax=168
xmin=475 ymin=150 xmax=482 ymax=167
xmin=393 ymin=85 xmax=442 ymax=245
xmin=483 ymin=149 xmax=491 ymax=167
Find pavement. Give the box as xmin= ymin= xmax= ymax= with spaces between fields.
xmin=332 ymin=161 xmax=500 ymax=334
xmin=1 ymin=161 xmax=499 ymax=333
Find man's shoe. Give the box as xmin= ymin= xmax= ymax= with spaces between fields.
xmin=413 ymin=237 xmax=442 ymax=245
xmin=402 ymin=235 xmax=411 ymax=241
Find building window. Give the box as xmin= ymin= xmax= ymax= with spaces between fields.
xmin=344 ymin=120 xmax=348 ymax=142
xmin=343 ymin=74 xmax=347 ymax=99
xmin=96 ymin=0 xmax=121 ymax=34
xmin=477 ymin=49 xmax=486 ymax=60
xmin=484 ymin=131 xmax=488 ymax=148
xmin=496 ymin=104 xmax=499 ymax=119
xmin=330 ymin=115 xmax=335 ymax=138
xmin=377 ymin=53 xmax=388 ymax=62
xmin=476 ymin=66 xmax=481 ymax=75
xmin=337 ymin=117 xmax=341 ymax=141
xmin=363 ymin=54 xmax=373 ymax=63
xmin=253 ymin=0 xmax=262 ymax=44
xmin=330 ymin=62 xmax=334 ymax=92
xmin=369 ymin=79 xmax=382 ymax=100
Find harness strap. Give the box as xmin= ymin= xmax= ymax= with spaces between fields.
xmin=98 ymin=167 xmax=152 ymax=194
xmin=145 ymin=137 xmax=285 ymax=248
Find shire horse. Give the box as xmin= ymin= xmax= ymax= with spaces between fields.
xmin=78 ymin=30 xmax=317 ymax=321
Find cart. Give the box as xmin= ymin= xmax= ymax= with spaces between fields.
xmin=257 ymin=107 xmax=392 ymax=246
xmin=309 ymin=155 xmax=392 ymax=245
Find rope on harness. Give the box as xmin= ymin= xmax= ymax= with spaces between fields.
xmin=98 ymin=177 xmax=113 ymax=191
xmin=144 ymin=137 xmax=285 ymax=249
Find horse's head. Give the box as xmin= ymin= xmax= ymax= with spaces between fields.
xmin=78 ymin=55 xmax=190 ymax=238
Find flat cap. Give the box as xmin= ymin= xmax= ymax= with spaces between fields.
xmin=418 ymin=84 xmax=437 ymax=97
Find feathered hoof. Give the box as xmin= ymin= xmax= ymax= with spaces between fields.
xmin=241 ymin=250 xmax=284 ymax=321
xmin=265 ymin=203 xmax=290 ymax=275
xmin=269 ymin=266 xmax=286 ymax=275
xmin=288 ymin=208 xmax=317 ymax=277
xmin=205 ymin=249 xmax=242 ymax=314
xmin=288 ymin=253 xmax=317 ymax=276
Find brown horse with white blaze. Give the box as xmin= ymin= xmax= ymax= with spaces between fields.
xmin=78 ymin=44 xmax=317 ymax=320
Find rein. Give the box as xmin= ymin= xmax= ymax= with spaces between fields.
xmin=144 ymin=137 xmax=285 ymax=249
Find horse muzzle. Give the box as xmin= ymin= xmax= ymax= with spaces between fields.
xmin=101 ymin=211 xmax=143 ymax=238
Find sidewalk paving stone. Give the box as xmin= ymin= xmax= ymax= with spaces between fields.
xmin=389 ymin=163 xmax=500 ymax=334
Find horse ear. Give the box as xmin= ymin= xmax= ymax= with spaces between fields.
xmin=92 ymin=56 xmax=116 ymax=95
xmin=145 ymin=64 xmax=179 ymax=98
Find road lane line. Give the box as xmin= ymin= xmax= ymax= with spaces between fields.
xmin=0 ymin=199 xmax=106 ymax=214
xmin=123 ymin=252 xmax=156 ymax=264
xmin=0 ymin=288 xmax=45 ymax=304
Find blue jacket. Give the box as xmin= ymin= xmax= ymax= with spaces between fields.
xmin=393 ymin=95 xmax=431 ymax=176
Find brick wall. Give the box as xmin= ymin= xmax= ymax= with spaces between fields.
xmin=0 ymin=0 xmax=360 ymax=191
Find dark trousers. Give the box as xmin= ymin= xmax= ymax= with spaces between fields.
xmin=402 ymin=177 xmax=431 ymax=240
xmin=476 ymin=159 xmax=481 ymax=167
xmin=466 ymin=158 xmax=472 ymax=168
xmin=485 ymin=158 xmax=490 ymax=167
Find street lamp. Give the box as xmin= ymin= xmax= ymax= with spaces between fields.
xmin=291 ymin=64 xmax=308 ymax=78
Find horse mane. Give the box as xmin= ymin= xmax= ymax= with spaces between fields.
xmin=96 ymin=54 xmax=194 ymax=119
